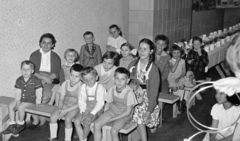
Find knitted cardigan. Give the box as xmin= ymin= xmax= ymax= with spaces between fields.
xmin=29 ymin=49 xmax=61 ymax=78
xmin=128 ymin=60 xmax=160 ymax=113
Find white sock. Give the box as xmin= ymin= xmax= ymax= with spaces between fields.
xmin=9 ymin=121 xmax=16 ymax=125
xmin=50 ymin=123 xmax=58 ymax=139
xmin=17 ymin=120 xmax=25 ymax=125
xmin=81 ymin=139 xmax=87 ymax=141
xmin=65 ymin=128 xmax=73 ymax=141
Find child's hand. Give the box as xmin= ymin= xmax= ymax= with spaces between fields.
xmin=175 ymin=77 xmax=180 ymax=83
xmin=36 ymin=104 xmax=44 ymax=108
xmin=82 ymin=113 xmax=95 ymax=127
xmin=58 ymin=109 xmax=67 ymax=120
xmin=187 ymin=59 xmax=194 ymax=64
xmin=176 ymin=58 xmax=181 ymax=62
xmin=143 ymin=111 xmax=151 ymax=124
xmin=107 ymin=118 xmax=114 ymax=123
xmin=137 ymin=96 xmax=143 ymax=104
xmin=43 ymin=77 xmax=52 ymax=84
xmin=214 ymin=77 xmax=240 ymax=96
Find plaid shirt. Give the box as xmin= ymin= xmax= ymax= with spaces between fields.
xmin=186 ymin=49 xmax=209 ymax=72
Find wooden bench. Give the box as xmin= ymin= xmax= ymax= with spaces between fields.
xmin=1 ymin=96 xmax=137 ymax=141
xmin=0 ymin=96 xmax=16 ymax=141
xmin=158 ymin=93 xmax=180 ymax=126
xmin=0 ymin=96 xmax=57 ymax=141
xmin=98 ymin=121 xmax=138 ymax=141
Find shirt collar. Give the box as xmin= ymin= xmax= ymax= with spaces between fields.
xmin=21 ymin=74 xmax=33 ymax=84
xmin=64 ymin=62 xmax=75 ymax=67
xmin=40 ymin=48 xmax=51 ymax=55
xmin=115 ymin=85 xmax=130 ymax=94
xmin=86 ymin=82 xmax=98 ymax=90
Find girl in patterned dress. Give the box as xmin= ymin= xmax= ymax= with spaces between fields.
xmin=129 ymin=38 xmax=161 ymax=141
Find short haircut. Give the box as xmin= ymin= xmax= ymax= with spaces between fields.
xmin=155 ymin=34 xmax=169 ymax=51
xmin=70 ymin=64 xmax=83 ymax=73
xmin=64 ymin=48 xmax=79 ymax=63
xmin=81 ymin=67 xmax=98 ymax=77
xmin=102 ymin=51 xmax=120 ymax=66
xmin=83 ymin=31 xmax=94 ymax=37
xmin=114 ymin=67 xmax=130 ymax=78
xmin=21 ymin=60 xmax=35 ymax=70
xmin=39 ymin=33 xmax=57 ymax=48
xmin=109 ymin=24 xmax=122 ymax=36
xmin=192 ymin=36 xmax=203 ymax=44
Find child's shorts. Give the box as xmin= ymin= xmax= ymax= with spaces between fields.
xmin=51 ymin=84 xmax=61 ymax=92
xmin=81 ymin=109 xmax=103 ymax=127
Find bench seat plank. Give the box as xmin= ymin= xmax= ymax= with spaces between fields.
xmin=25 ymin=104 xmax=57 ymax=117
xmin=0 ymin=96 xmax=14 ymax=106
xmin=158 ymin=93 xmax=180 ymax=104
xmin=103 ymin=121 xmax=137 ymax=134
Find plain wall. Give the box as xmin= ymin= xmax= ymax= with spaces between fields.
xmin=0 ymin=0 xmax=129 ymax=97
xmin=191 ymin=9 xmax=224 ymax=37
xmin=224 ymin=8 xmax=240 ymax=28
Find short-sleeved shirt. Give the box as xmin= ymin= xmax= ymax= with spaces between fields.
xmin=105 ymin=85 xmax=137 ymax=106
xmin=15 ymin=75 xmax=42 ymax=104
xmin=211 ymin=104 xmax=240 ymax=138
xmin=107 ymin=36 xmax=127 ymax=52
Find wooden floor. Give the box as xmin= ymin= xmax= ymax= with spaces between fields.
xmin=2 ymin=67 xmax=227 ymax=141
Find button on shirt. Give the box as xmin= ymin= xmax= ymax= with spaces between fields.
xmin=15 ymin=75 xmax=42 ymax=103
xmin=78 ymin=82 xmax=106 ymax=115
xmin=39 ymin=48 xmax=51 ymax=73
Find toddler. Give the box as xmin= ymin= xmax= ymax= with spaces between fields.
xmin=2 ymin=60 xmax=42 ymax=135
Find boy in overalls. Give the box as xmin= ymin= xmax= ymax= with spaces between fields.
xmin=49 ymin=64 xmax=83 ymax=141
xmin=74 ymin=67 xmax=106 ymax=141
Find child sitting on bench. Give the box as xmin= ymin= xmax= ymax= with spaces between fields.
xmin=74 ymin=67 xmax=106 ymax=141
xmin=49 ymin=64 xmax=83 ymax=141
xmin=2 ymin=60 xmax=43 ymax=135
xmin=94 ymin=67 xmax=137 ymax=141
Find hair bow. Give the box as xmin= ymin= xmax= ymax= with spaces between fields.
xmin=131 ymin=48 xmax=137 ymax=55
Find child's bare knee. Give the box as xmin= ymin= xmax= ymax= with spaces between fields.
xmin=50 ymin=113 xmax=58 ymax=122
xmin=179 ymin=85 xmax=185 ymax=90
xmin=110 ymin=128 xmax=119 ymax=136
xmin=17 ymin=104 xmax=25 ymax=111
xmin=94 ymin=121 xmax=101 ymax=129
xmin=65 ymin=117 xmax=73 ymax=123
xmin=9 ymin=101 xmax=16 ymax=109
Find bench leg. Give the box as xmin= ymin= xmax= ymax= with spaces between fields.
xmin=158 ymin=102 xmax=163 ymax=127
xmin=102 ymin=126 xmax=110 ymax=141
xmin=127 ymin=133 xmax=132 ymax=141
xmin=1 ymin=106 xmax=14 ymax=141
xmin=173 ymin=103 xmax=178 ymax=118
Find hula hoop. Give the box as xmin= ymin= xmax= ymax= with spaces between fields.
xmin=185 ymin=81 xmax=240 ymax=141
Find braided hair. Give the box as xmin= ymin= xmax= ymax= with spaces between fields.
xmin=136 ymin=38 xmax=156 ymax=72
